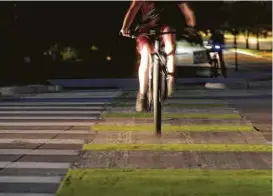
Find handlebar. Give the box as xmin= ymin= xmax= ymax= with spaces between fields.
xmin=120 ymin=29 xmax=203 ymax=46
xmin=130 ymin=31 xmax=181 ymax=39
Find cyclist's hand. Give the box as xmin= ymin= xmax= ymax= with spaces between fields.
xmin=120 ymin=29 xmax=131 ymax=37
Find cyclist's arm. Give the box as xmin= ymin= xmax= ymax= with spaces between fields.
xmin=177 ymin=2 xmax=196 ymax=27
xmin=121 ymin=1 xmax=143 ymax=31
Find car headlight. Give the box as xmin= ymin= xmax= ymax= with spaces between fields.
xmin=214 ymin=45 xmax=221 ymax=49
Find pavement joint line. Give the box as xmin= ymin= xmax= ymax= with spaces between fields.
xmin=0 ymin=139 xmax=85 ymax=144
xmin=0 ymin=176 xmax=62 ymax=183
xmin=0 ymin=162 xmax=71 ymax=169
xmin=0 ymin=149 xmax=80 ymax=155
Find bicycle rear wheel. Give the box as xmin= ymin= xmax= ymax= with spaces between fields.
xmin=212 ymin=59 xmax=218 ymax=77
xmin=161 ymin=66 xmax=168 ymax=102
xmin=147 ymin=72 xmax=153 ymax=112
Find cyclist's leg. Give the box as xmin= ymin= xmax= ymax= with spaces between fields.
xmin=161 ymin=25 xmax=176 ymax=97
xmin=136 ymin=35 xmax=153 ymax=112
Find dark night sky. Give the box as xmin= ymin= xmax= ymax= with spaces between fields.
xmin=2 ymin=1 xmax=272 ymax=55
xmin=5 ymin=2 xmax=227 ymax=46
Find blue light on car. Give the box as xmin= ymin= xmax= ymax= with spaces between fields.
xmin=215 ymin=45 xmax=221 ymax=49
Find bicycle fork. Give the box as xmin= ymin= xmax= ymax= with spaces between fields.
xmin=153 ymin=38 xmax=162 ymax=136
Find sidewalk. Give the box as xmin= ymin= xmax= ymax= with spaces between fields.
xmin=0 ymin=84 xmax=62 ymax=97
xmin=56 ymin=88 xmax=272 ymax=196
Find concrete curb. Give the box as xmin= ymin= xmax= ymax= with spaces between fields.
xmin=0 ymin=85 xmax=63 ymax=96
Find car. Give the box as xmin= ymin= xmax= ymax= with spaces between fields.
xmin=175 ymin=40 xmax=209 ymax=67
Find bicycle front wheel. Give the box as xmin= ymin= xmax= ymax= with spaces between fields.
xmin=153 ymin=40 xmax=162 ymax=136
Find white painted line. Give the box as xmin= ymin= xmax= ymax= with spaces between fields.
xmin=0 ymin=116 xmax=98 ymax=120
xmin=0 ymin=122 xmax=96 ymax=126
xmin=0 ymin=111 xmax=101 ymax=114
xmin=0 ymin=106 xmax=104 ymax=110
xmin=0 ymin=176 xmax=62 ymax=183
xmin=0 ymin=102 xmax=109 ymax=106
xmin=0 ymin=193 xmax=55 ymax=196
xmin=28 ymin=92 xmax=121 ymax=98
xmin=0 ymin=139 xmax=84 ymax=144
xmin=0 ymin=149 xmax=80 ymax=155
xmin=24 ymin=95 xmax=118 ymax=99
xmin=2 ymin=162 xmax=71 ymax=169
xmin=0 ymin=130 xmax=92 ymax=134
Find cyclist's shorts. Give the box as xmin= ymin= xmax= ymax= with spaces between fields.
xmin=136 ymin=24 xmax=175 ymax=54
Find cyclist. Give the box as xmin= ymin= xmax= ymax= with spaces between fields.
xmin=120 ymin=1 xmax=196 ymax=112
xmin=209 ymin=29 xmax=227 ymax=78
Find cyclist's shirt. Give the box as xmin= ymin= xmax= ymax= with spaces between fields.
xmin=139 ymin=1 xmax=185 ymax=30
xmin=140 ymin=1 xmax=159 ymax=28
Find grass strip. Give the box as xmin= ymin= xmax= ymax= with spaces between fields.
xmin=56 ymin=169 xmax=272 ymax=196
xmin=83 ymin=144 xmax=271 ymax=152
xmin=92 ymin=124 xmax=253 ymax=132
xmin=102 ymin=112 xmax=241 ymax=119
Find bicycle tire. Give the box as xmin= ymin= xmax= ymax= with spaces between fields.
xmin=213 ymin=59 xmax=218 ymax=77
xmin=161 ymin=71 xmax=168 ymax=101
xmin=147 ymin=75 xmax=153 ymax=112
xmin=153 ymin=40 xmax=162 ymax=136
xmin=159 ymin=54 xmax=168 ymax=102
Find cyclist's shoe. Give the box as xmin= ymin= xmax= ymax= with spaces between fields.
xmin=136 ymin=91 xmax=147 ymax=112
xmin=167 ymin=76 xmax=175 ymax=97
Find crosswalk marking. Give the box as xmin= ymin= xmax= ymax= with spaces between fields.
xmin=0 ymin=149 xmax=80 ymax=155
xmin=0 ymin=111 xmax=101 ymax=114
xmin=0 ymin=139 xmax=85 ymax=144
xmin=1 ymin=162 xmax=71 ymax=169
xmin=0 ymin=102 xmax=110 ymax=106
xmin=0 ymin=89 xmax=118 ymax=195
xmin=0 ymin=106 xmax=104 ymax=110
xmin=0 ymin=122 xmax=97 ymax=126
xmin=0 ymin=116 xmax=99 ymax=120
xmin=0 ymin=130 xmax=91 ymax=134
xmin=0 ymin=176 xmax=62 ymax=183
xmin=0 ymin=194 xmax=55 ymax=196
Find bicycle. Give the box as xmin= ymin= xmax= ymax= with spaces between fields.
xmin=121 ymin=9 xmax=204 ymax=136
xmin=130 ymin=29 xmax=174 ymax=136
xmin=205 ymin=43 xmax=227 ymax=78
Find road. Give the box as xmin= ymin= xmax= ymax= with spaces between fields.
xmin=0 ymin=89 xmax=121 ymax=195
xmin=226 ymin=88 xmax=272 ymax=144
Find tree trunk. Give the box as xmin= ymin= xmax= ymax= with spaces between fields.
xmin=256 ymin=28 xmax=260 ymax=50
xmin=246 ymin=30 xmax=249 ymax=49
